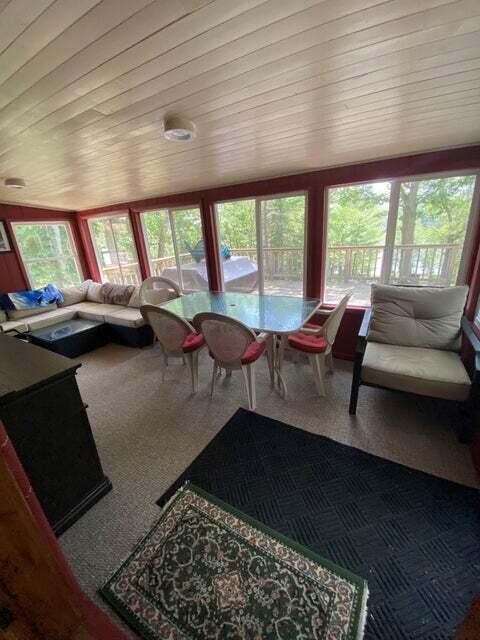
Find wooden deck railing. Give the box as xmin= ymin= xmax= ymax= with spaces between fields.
xmin=101 ymin=243 xmax=460 ymax=287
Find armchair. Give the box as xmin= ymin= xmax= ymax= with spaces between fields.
xmin=349 ymin=284 xmax=479 ymax=442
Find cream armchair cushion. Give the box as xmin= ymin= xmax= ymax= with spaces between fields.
xmin=368 ymin=284 xmax=468 ymax=351
xmin=362 ymin=342 xmax=471 ymax=402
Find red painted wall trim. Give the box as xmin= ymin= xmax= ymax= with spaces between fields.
xmin=129 ymin=208 xmax=149 ymax=280
xmin=202 ymin=196 xmax=222 ymax=291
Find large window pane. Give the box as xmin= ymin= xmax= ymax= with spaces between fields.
xmin=141 ymin=207 xmax=206 ymax=292
xmin=390 ymin=176 xmax=476 ymax=286
xmin=260 ymin=195 xmax=305 ymax=296
xmin=89 ymin=214 xmax=140 ymax=285
xmin=12 ymin=222 xmax=82 ymax=289
xmin=216 ymin=199 xmax=259 ymax=293
xmin=325 ymin=175 xmax=477 ymax=306
xmin=325 ymin=183 xmax=391 ymax=306
xmin=215 ymin=195 xmax=306 ymax=296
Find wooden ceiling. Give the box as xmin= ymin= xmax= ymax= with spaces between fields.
xmin=0 ymin=0 xmax=479 ymax=211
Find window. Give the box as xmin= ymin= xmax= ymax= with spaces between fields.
xmin=12 ymin=221 xmax=82 ymax=289
xmin=215 ymin=194 xmax=306 ymax=296
xmin=88 ymin=214 xmax=141 ymax=285
xmin=141 ymin=207 xmax=206 ymax=292
xmin=325 ymin=174 xmax=478 ymax=306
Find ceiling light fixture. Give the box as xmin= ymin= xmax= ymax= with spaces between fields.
xmin=163 ymin=116 xmax=196 ymax=142
xmin=4 ymin=177 xmax=26 ymax=189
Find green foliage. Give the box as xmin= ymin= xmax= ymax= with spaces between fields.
xmin=142 ymin=209 xmax=203 ymax=260
xmin=397 ymin=176 xmax=475 ymax=245
xmin=217 ymin=196 xmax=306 ymax=249
xmin=13 ymin=223 xmax=81 ymax=289
xmin=328 ymin=184 xmax=390 ymax=246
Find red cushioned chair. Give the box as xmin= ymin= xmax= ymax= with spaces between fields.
xmin=194 ymin=312 xmax=273 ymax=411
xmin=286 ymin=294 xmax=350 ymax=397
xmin=140 ymin=304 xmax=205 ymax=393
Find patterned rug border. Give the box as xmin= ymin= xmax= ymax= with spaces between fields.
xmin=100 ymin=482 xmax=369 ymax=640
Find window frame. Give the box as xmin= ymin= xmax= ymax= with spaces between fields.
xmin=12 ymin=219 xmax=83 ymax=289
xmin=139 ymin=205 xmax=205 ymax=292
xmin=323 ymin=170 xmax=480 ymax=307
xmin=87 ymin=211 xmax=141 ymax=285
xmin=214 ymin=191 xmax=308 ymax=297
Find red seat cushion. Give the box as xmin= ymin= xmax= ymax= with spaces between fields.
xmin=241 ymin=340 xmax=266 ymax=364
xmin=288 ymin=331 xmax=328 ymax=354
xmin=182 ymin=332 xmax=205 ymax=353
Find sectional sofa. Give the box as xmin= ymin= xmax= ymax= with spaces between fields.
xmin=0 ymin=280 xmax=153 ymax=348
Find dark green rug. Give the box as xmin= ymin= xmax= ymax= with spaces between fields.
xmin=101 ymin=483 xmax=368 ymax=639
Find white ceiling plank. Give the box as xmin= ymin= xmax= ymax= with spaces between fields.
xmin=72 ymin=22 xmax=480 ymax=147
xmin=0 ymin=0 xmax=54 ymax=56
xmin=0 ymin=0 xmax=271 ymax=135
xmin=0 ymin=0 xmax=473 ymax=158
xmin=6 ymin=87 xmax=478 ymax=182
xmin=0 ymin=0 xmax=102 ymax=89
xmin=0 ymin=0 xmax=479 ymax=210
xmin=0 ymin=0 xmax=188 ymax=132
xmin=0 ymin=0 xmax=421 ymax=146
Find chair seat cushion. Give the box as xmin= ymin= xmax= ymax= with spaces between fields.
xmin=241 ymin=340 xmax=266 ymax=364
xmin=0 ymin=319 xmax=28 ymax=333
xmin=362 ymin=342 xmax=471 ymax=402
xmin=288 ymin=331 xmax=328 ymax=353
xmin=26 ymin=307 xmax=77 ymax=331
xmin=183 ymin=332 xmax=205 ymax=353
xmin=104 ymin=308 xmax=145 ymax=328
xmin=76 ymin=302 xmax=121 ymax=321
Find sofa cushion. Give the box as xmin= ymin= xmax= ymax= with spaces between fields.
xmin=0 ymin=310 xmax=6 ymax=323
xmin=59 ymin=280 xmax=91 ymax=306
xmin=87 ymin=281 xmax=104 ymax=303
xmin=6 ymin=302 xmax=57 ymax=320
xmin=102 ymin=282 xmax=135 ymax=306
xmin=105 ymin=308 xmax=146 ymax=328
xmin=368 ymin=284 xmax=468 ymax=351
xmin=26 ymin=307 xmax=77 ymax=331
xmin=128 ymin=286 xmax=141 ymax=308
xmin=0 ymin=319 xmax=28 ymax=333
xmin=76 ymin=302 xmax=120 ymax=322
xmin=362 ymin=342 xmax=471 ymax=402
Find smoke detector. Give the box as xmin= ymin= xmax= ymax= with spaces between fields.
xmin=163 ymin=116 xmax=196 ymax=141
xmin=4 ymin=178 xmax=26 ymax=189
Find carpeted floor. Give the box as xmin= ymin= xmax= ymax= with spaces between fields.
xmin=60 ymin=342 xmax=478 ymax=638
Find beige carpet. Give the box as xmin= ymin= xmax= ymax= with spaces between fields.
xmin=60 ymin=342 xmax=478 ymax=636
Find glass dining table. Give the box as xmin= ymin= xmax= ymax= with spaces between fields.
xmin=161 ymin=291 xmax=321 ymax=397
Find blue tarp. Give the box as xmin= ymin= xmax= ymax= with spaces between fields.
xmin=0 ymin=284 xmax=64 ymax=310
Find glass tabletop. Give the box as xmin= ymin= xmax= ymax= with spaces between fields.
xmin=161 ymin=292 xmax=321 ymax=333
xmin=29 ymin=318 xmax=103 ymax=342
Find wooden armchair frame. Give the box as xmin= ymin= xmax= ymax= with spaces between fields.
xmin=349 ymin=309 xmax=480 ymax=441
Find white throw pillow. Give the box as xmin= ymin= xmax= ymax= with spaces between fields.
xmin=87 ymin=281 xmax=104 ymax=303
xmin=0 ymin=310 xmax=7 ymax=323
xmin=368 ymin=284 xmax=469 ymax=351
xmin=128 ymin=286 xmax=141 ymax=308
xmin=59 ymin=280 xmax=91 ymax=307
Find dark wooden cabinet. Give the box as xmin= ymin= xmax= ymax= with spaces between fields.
xmin=0 ymin=335 xmax=111 ymax=535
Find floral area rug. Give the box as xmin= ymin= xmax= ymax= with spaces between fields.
xmin=100 ymin=483 xmax=368 ymax=639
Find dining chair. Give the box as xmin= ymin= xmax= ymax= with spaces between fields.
xmin=139 ymin=276 xmax=181 ymax=306
xmin=140 ymin=304 xmax=204 ymax=393
xmin=194 ymin=312 xmax=274 ymax=410
xmin=284 ymin=294 xmax=351 ymax=397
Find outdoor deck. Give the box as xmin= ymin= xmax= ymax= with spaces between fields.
xmin=102 ymin=242 xmax=459 ymax=307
